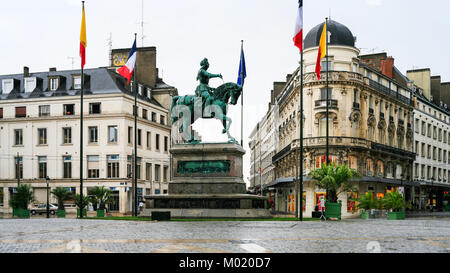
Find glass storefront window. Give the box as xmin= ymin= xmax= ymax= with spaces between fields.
xmin=347 ymin=192 xmax=358 ymax=212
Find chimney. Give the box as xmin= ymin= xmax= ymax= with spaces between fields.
xmin=49 ymin=67 xmax=57 ymax=72
xmin=381 ymin=56 xmax=394 ymax=79
xmin=23 ymin=66 xmax=29 ymax=77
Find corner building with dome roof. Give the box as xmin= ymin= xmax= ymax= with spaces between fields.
xmin=267 ymin=20 xmax=418 ymax=218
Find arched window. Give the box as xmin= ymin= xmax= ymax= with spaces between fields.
xmin=378 ymin=128 xmax=385 ymax=144
xmin=366 ymin=158 xmax=374 ymax=176
xmin=319 ymin=117 xmax=333 ymax=136
xmin=377 ymin=160 xmax=384 ymax=177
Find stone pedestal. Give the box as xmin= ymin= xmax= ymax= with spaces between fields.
xmin=143 ymin=143 xmax=270 ymax=218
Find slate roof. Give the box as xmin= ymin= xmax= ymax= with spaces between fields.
xmin=0 ymin=67 xmax=170 ymax=109
xmin=304 ymin=19 xmax=356 ymax=50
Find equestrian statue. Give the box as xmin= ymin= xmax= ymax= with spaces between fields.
xmin=170 ymin=58 xmax=242 ymax=144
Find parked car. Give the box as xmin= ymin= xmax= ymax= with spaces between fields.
xmin=30 ymin=204 xmax=58 ymax=215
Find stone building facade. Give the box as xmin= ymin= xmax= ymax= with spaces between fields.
xmin=0 ymin=47 xmax=178 ymax=214
xmin=267 ymin=20 xmax=416 ymax=218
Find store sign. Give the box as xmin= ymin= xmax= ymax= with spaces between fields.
xmin=398 ymin=187 xmax=404 ymax=195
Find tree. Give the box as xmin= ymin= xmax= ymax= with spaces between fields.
xmin=309 ymin=163 xmax=360 ymax=203
xmin=88 ymin=186 xmax=111 ymax=210
xmin=9 ymin=184 xmax=34 ymax=210
xmin=51 ymin=187 xmax=73 ymax=211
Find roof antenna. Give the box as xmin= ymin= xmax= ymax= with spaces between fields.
xmin=107 ymin=32 xmax=113 ymax=65
xmin=137 ymin=0 xmax=147 ymax=47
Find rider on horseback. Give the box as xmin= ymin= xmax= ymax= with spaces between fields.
xmin=195 ymin=58 xmax=222 ymax=116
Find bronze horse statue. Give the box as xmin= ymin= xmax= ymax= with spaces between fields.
xmin=170 ymin=82 xmax=242 ymax=144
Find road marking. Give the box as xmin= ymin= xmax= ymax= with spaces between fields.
xmin=239 ymin=243 xmax=272 ymax=253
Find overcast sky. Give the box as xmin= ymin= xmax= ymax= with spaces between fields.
xmin=1 ymin=0 xmax=449 ymax=185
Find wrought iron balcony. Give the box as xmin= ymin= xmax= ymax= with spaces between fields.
xmin=369 ymin=108 xmax=374 ymax=115
xmin=353 ymin=102 xmax=360 ymax=109
xmin=389 ymin=116 xmax=394 ymax=123
xmin=367 ymin=78 xmax=414 ymax=106
xmin=315 ymin=99 xmax=338 ymax=109
xmin=398 ymin=119 xmax=404 ymax=127
xmin=371 ymin=142 xmax=416 ymax=160
xmin=380 ymin=112 xmax=385 ymax=120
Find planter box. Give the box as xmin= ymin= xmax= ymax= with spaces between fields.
xmin=96 ymin=209 xmax=105 ymax=217
xmin=324 ymin=202 xmax=341 ymax=220
xmin=388 ymin=211 xmax=405 ymax=220
xmin=151 ymin=211 xmax=171 ymax=221
xmin=14 ymin=208 xmax=30 ymax=218
xmin=57 ymin=209 xmax=66 ymax=218
xmin=77 ymin=208 xmax=87 ymax=217
xmin=361 ymin=211 xmax=370 ymax=219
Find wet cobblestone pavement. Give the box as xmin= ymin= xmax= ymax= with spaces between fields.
xmin=0 ymin=218 xmax=449 ymax=253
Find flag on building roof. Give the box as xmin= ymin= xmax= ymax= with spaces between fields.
xmin=315 ymin=21 xmax=327 ymax=80
xmin=293 ymin=0 xmax=303 ymax=52
xmin=117 ymin=38 xmax=137 ymax=84
xmin=237 ymin=43 xmax=246 ymax=86
xmin=79 ymin=3 xmax=87 ymax=68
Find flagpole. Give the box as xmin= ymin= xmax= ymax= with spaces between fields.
xmin=299 ymin=41 xmax=304 ymax=221
xmin=133 ymin=33 xmax=138 ymax=217
xmin=240 ymin=40 xmax=244 ymax=147
xmin=79 ymin=0 xmax=85 ymax=219
xmin=325 ymin=18 xmax=329 ymax=166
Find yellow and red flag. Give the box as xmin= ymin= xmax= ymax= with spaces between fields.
xmin=315 ymin=21 xmax=327 ymax=80
xmin=80 ymin=3 xmax=87 ymax=68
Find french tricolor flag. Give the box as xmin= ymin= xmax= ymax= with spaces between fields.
xmin=293 ymin=0 xmax=303 ymax=52
xmin=117 ymin=38 xmax=137 ymax=84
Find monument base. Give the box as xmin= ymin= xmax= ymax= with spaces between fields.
xmin=143 ymin=143 xmax=271 ymax=219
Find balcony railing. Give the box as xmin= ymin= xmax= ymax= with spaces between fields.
xmin=368 ymin=79 xmax=414 ymax=106
xmin=369 ymin=108 xmax=374 ymax=115
xmin=389 ymin=116 xmax=394 ymax=123
xmin=398 ymin=119 xmax=404 ymax=127
xmin=353 ymin=102 xmax=360 ymax=109
xmin=380 ymin=112 xmax=385 ymax=120
xmin=315 ymin=99 xmax=338 ymax=109
xmin=371 ymin=142 xmax=416 ymax=160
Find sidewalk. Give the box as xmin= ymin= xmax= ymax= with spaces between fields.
xmin=406 ymin=211 xmax=450 ymax=218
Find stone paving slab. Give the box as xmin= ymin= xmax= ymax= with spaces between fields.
xmin=0 ymin=218 xmax=449 ymax=253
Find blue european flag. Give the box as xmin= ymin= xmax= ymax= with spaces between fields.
xmin=237 ymin=46 xmax=246 ymax=86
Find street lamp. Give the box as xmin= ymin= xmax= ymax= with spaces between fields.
xmin=46 ymin=176 xmax=50 ymax=218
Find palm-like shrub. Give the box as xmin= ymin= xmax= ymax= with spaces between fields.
xmin=74 ymin=194 xmax=90 ymax=210
xmin=382 ymin=191 xmax=410 ymax=212
xmin=309 ymin=163 xmax=360 ymax=203
xmin=9 ymin=184 xmax=34 ymax=210
xmin=88 ymin=186 xmax=112 ymax=210
xmin=51 ymin=187 xmax=73 ymax=211
xmin=356 ymin=191 xmax=376 ymax=211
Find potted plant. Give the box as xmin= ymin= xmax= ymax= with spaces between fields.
xmin=356 ymin=191 xmax=376 ymax=219
xmin=74 ymin=194 xmax=89 ymax=218
xmin=9 ymin=184 xmax=34 ymax=218
xmin=89 ymin=186 xmax=111 ymax=217
xmin=382 ymin=191 xmax=410 ymax=220
xmin=309 ymin=163 xmax=360 ymax=220
xmin=51 ymin=187 xmax=73 ymax=218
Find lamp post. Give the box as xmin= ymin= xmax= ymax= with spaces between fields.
xmin=46 ymin=176 xmax=50 ymax=219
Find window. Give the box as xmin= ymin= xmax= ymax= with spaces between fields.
xmin=146 ymin=163 xmax=152 ymax=180
xmin=63 ymin=104 xmax=75 ymax=115
xmin=147 ymin=132 xmax=151 ymax=149
xmin=142 ymin=109 xmax=148 ymax=120
xmin=155 ymin=164 xmax=160 ymax=182
xmin=24 ymin=77 xmax=36 ymax=92
xmin=151 ymin=112 xmax=157 ymax=122
xmin=164 ymin=136 xmax=168 ymax=152
xmin=0 ymin=108 xmax=2 ymax=119
xmin=427 ymin=124 xmax=431 ymax=137
xmin=15 ymin=106 xmax=26 ymax=118
xmin=398 ymin=135 xmax=403 ymax=149
xmin=87 ymin=155 xmax=99 ymax=178
xmin=376 ymin=160 xmax=384 ymax=177
xmin=2 ymin=79 xmax=14 ymax=94
xmin=415 ymin=119 xmax=419 ymax=133
xmin=348 ymin=156 xmax=357 ymax=170
xmin=320 ymin=88 xmax=332 ymax=100
xmin=378 ymin=129 xmax=385 ymax=144
xmin=63 ymin=127 xmax=72 ymax=144
xmin=433 ymin=126 xmax=437 ymax=139
xmin=15 ymin=156 xmax=23 ymax=179
xmin=160 ymin=115 xmax=165 ymax=125
xmin=89 ymin=126 xmax=98 ymax=143
xmin=63 ymin=156 xmax=72 ymax=178
xmin=366 ymin=159 xmax=374 ymax=176
xmin=49 ymin=78 xmax=59 ymax=91
xmin=163 ymin=166 xmax=168 ymax=182
xmin=39 ymin=105 xmax=50 ymax=117
xmin=415 ymin=141 xmax=419 ymax=154
xmin=73 ymin=76 xmax=81 ymax=89
xmin=421 ymin=164 xmax=425 ymax=179
xmin=107 ymin=155 xmax=120 ymax=178
xmin=444 ymin=130 xmax=448 ymax=143
xmin=38 ymin=128 xmax=47 ymax=145
xmin=320 ymin=60 xmax=332 ymax=71
xmin=421 ymin=143 xmax=425 ymax=157
xmin=433 ymin=147 xmax=437 ymax=160
xmin=319 ymin=117 xmax=333 ymax=136
xmin=89 ymin=103 xmax=101 ymax=114
xmin=138 ymin=129 xmax=142 ymax=146
xmin=108 ymin=126 xmax=118 ymax=143
xmin=438 ymin=148 xmax=442 ymax=162
xmin=38 ymin=156 xmax=47 ymax=178
xmin=127 ymin=155 xmax=132 ymax=178
xmin=421 ymin=121 xmax=426 ymax=135
xmin=0 ymin=188 xmax=3 ymax=206
xmin=128 ymin=126 xmax=132 ymax=144
xmin=136 ymin=157 xmax=141 ymax=179
xmin=438 ymin=128 xmax=442 ymax=142
xmin=156 ymin=134 xmax=160 ymax=150
xmin=14 ymin=129 xmax=23 ymax=145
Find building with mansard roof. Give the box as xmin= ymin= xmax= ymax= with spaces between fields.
xmin=0 ymin=47 xmax=178 ymax=214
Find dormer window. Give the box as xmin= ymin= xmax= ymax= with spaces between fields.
xmin=24 ymin=77 xmax=36 ymax=92
xmin=138 ymin=84 xmax=143 ymax=96
xmin=73 ymin=75 xmax=81 ymax=89
xmin=49 ymin=77 xmax=59 ymax=91
xmin=2 ymin=79 xmax=14 ymax=94
xmin=146 ymin=88 xmax=151 ymax=98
